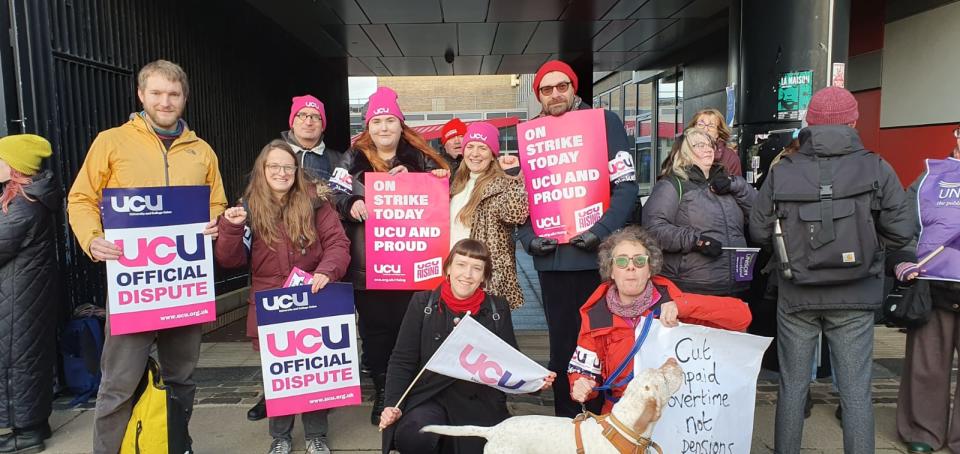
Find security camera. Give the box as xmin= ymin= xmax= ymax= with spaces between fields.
xmin=444 ymin=48 xmax=455 ymax=64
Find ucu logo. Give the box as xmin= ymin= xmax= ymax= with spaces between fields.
xmin=116 ymin=234 xmax=205 ymax=267
xmin=458 ymin=344 xmax=526 ymax=390
xmin=305 ymin=101 xmax=320 ymax=109
xmin=265 ymin=325 xmax=350 ymax=357
xmin=373 ymin=264 xmax=401 ymax=274
xmin=535 ymin=216 xmax=560 ymax=229
xmin=469 ymin=133 xmax=488 ymax=141
xmin=373 ymin=107 xmax=390 ymax=115
xmin=111 ymin=195 xmax=163 ymax=213
xmin=261 ymin=292 xmax=309 ymax=311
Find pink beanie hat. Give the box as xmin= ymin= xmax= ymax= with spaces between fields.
xmin=364 ymin=87 xmax=404 ymax=124
xmin=289 ymin=95 xmax=326 ymax=128
xmin=463 ymin=122 xmax=500 ymax=157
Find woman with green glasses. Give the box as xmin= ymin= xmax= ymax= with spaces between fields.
xmin=567 ymin=226 xmax=752 ymax=414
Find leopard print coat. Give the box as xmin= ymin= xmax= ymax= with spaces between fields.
xmin=468 ymin=174 xmax=529 ymax=309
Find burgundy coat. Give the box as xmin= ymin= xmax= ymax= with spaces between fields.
xmin=715 ymin=140 xmax=742 ymax=176
xmin=215 ymin=201 xmax=351 ymax=343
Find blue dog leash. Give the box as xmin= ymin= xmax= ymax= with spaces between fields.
xmin=592 ymin=308 xmax=659 ymax=404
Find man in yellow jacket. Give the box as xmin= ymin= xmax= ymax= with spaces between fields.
xmin=67 ymin=60 xmax=227 ymax=454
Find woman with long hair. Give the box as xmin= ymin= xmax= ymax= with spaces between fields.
xmin=0 ymin=134 xmax=59 ymax=453
xmin=215 ymin=139 xmax=350 ymax=454
xmin=642 ymin=128 xmax=757 ymax=297
xmin=686 ymin=108 xmax=741 ymax=176
xmin=449 ymin=122 xmax=528 ymax=309
xmin=340 ymin=87 xmax=449 ymax=426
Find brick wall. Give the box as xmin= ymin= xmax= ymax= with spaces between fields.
xmin=379 ymin=75 xmax=521 ymax=112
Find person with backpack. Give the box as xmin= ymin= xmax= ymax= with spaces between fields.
xmin=214 ymin=139 xmax=350 ymax=454
xmin=642 ymin=127 xmax=757 ymax=297
xmin=0 ymin=135 xmax=59 ymax=453
xmin=749 ymin=86 xmax=913 ymax=454
xmin=378 ymin=239 xmax=555 ymax=454
xmin=892 ymin=127 xmax=960 ymax=454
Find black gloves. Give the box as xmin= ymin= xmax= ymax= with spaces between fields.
xmin=694 ymin=234 xmax=723 ymax=257
xmin=570 ymin=231 xmax=601 ymax=252
xmin=709 ymin=173 xmax=733 ymax=195
xmin=529 ymin=237 xmax=558 ymax=256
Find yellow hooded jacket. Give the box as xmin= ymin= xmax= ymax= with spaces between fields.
xmin=67 ymin=114 xmax=227 ymax=259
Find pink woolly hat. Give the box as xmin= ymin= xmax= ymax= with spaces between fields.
xmin=462 ymin=122 xmax=500 ymax=157
xmin=289 ymin=95 xmax=326 ymax=128
xmin=364 ymin=87 xmax=404 ymax=124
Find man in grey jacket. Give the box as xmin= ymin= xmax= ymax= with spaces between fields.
xmin=750 ymin=87 xmax=912 ymax=454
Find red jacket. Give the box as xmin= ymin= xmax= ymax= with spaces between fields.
xmin=567 ymin=276 xmax=751 ymax=413
xmin=715 ymin=140 xmax=742 ymax=176
xmin=214 ymin=201 xmax=351 ymax=340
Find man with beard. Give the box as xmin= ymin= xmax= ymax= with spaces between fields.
xmin=67 ymin=60 xmax=227 ymax=454
xmin=516 ymin=60 xmax=639 ymax=417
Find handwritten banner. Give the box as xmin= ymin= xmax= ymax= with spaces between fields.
xmin=635 ymin=321 xmax=771 ymax=454
xmin=256 ymin=283 xmax=361 ymax=417
xmin=102 ymin=186 xmax=216 ymax=335
xmin=916 ymin=158 xmax=960 ymax=282
xmin=365 ymin=173 xmax=450 ymax=290
xmin=518 ymin=108 xmax=613 ymax=243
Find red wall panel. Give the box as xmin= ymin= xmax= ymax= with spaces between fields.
xmin=849 ymin=0 xmax=885 ymax=56
xmin=853 ymin=89 xmax=881 ymax=152
xmin=878 ymin=124 xmax=958 ymax=186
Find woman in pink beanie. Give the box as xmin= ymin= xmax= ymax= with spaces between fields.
xmin=341 ymin=86 xmax=449 ymax=426
xmin=448 ymin=122 xmax=529 ymax=310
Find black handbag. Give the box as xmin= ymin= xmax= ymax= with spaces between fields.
xmin=882 ymin=279 xmax=933 ymax=329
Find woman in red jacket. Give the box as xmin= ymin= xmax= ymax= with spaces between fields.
xmin=215 ymin=139 xmax=351 ymax=454
xmin=568 ymin=225 xmax=751 ymax=414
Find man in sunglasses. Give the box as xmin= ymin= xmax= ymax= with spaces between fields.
xmin=517 ymin=59 xmax=639 ymax=418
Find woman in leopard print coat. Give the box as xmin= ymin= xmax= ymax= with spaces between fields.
xmin=449 ymin=122 xmax=529 ymax=309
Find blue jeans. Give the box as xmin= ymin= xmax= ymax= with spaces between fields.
xmin=775 ymin=305 xmax=874 ymax=454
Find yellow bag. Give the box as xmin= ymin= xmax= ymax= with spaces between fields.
xmin=120 ymin=357 xmax=191 ymax=454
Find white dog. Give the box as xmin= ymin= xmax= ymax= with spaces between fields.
xmin=421 ymin=358 xmax=683 ymax=454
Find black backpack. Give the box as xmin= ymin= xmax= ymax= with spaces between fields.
xmin=770 ymin=149 xmax=884 ymax=285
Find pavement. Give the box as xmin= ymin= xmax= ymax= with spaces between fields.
xmin=19 ymin=327 xmax=952 ymax=453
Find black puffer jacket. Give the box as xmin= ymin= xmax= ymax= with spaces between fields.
xmin=0 ymin=170 xmax=62 ymax=428
xmin=340 ymin=140 xmax=444 ymax=289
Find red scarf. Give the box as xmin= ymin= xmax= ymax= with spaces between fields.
xmin=440 ymin=280 xmax=485 ymax=315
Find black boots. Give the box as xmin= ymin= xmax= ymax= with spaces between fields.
xmin=0 ymin=422 xmax=50 ymax=454
xmin=247 ymin=396 xmax=267 ymax=421
xmin=371 ymin=373 xmax=386 ymax=426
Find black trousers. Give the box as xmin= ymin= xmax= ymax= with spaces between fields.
xmin=354 ymin=290 xmax=414 ymax=377
xmin=539 ymin=270 xmax=601 ymax=417
xmin=393 ymin=400 xmax=450 ymax=454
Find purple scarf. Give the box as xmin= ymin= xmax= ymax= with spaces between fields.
xmin=605 ymin=282 xmax=656 ymax=320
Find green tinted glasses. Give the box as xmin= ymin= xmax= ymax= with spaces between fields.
xmin=613 ymin=254 xmax=649 ymax=269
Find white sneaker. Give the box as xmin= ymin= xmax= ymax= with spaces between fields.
xmin=306 ymin=437 xmax=331 ymax=454
xmin=267 ymin=437 xmax=292 ymax=454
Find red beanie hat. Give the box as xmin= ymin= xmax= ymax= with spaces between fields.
xmin=533 ymin=60 xmax=578 ymax=96
xmin=440 ymin=118 xmax=467 ymax=145
xmin=806 ymin=86 xmax=859 ymax=126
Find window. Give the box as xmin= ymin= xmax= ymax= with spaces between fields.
xmin=458 ymin=113 xmax=482 ymax=120
xmin=501 ymin=126 xmax=518 ymax=153
xmin=486 ymin=112 xmax=506 ymax=119
xmin=426 ymin=113 xmax=454 ymax=121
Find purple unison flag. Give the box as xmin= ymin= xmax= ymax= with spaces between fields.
xmin=916 ymin=158 xmax=960 ymax=282
xmin=729 ymin=248 xmax=760 ymax=282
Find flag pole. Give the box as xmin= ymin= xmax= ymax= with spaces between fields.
xmin=917 ymin=245 xmax=944 ymax=267
xmin=378 ymin=311 xmax=472 ymax=432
